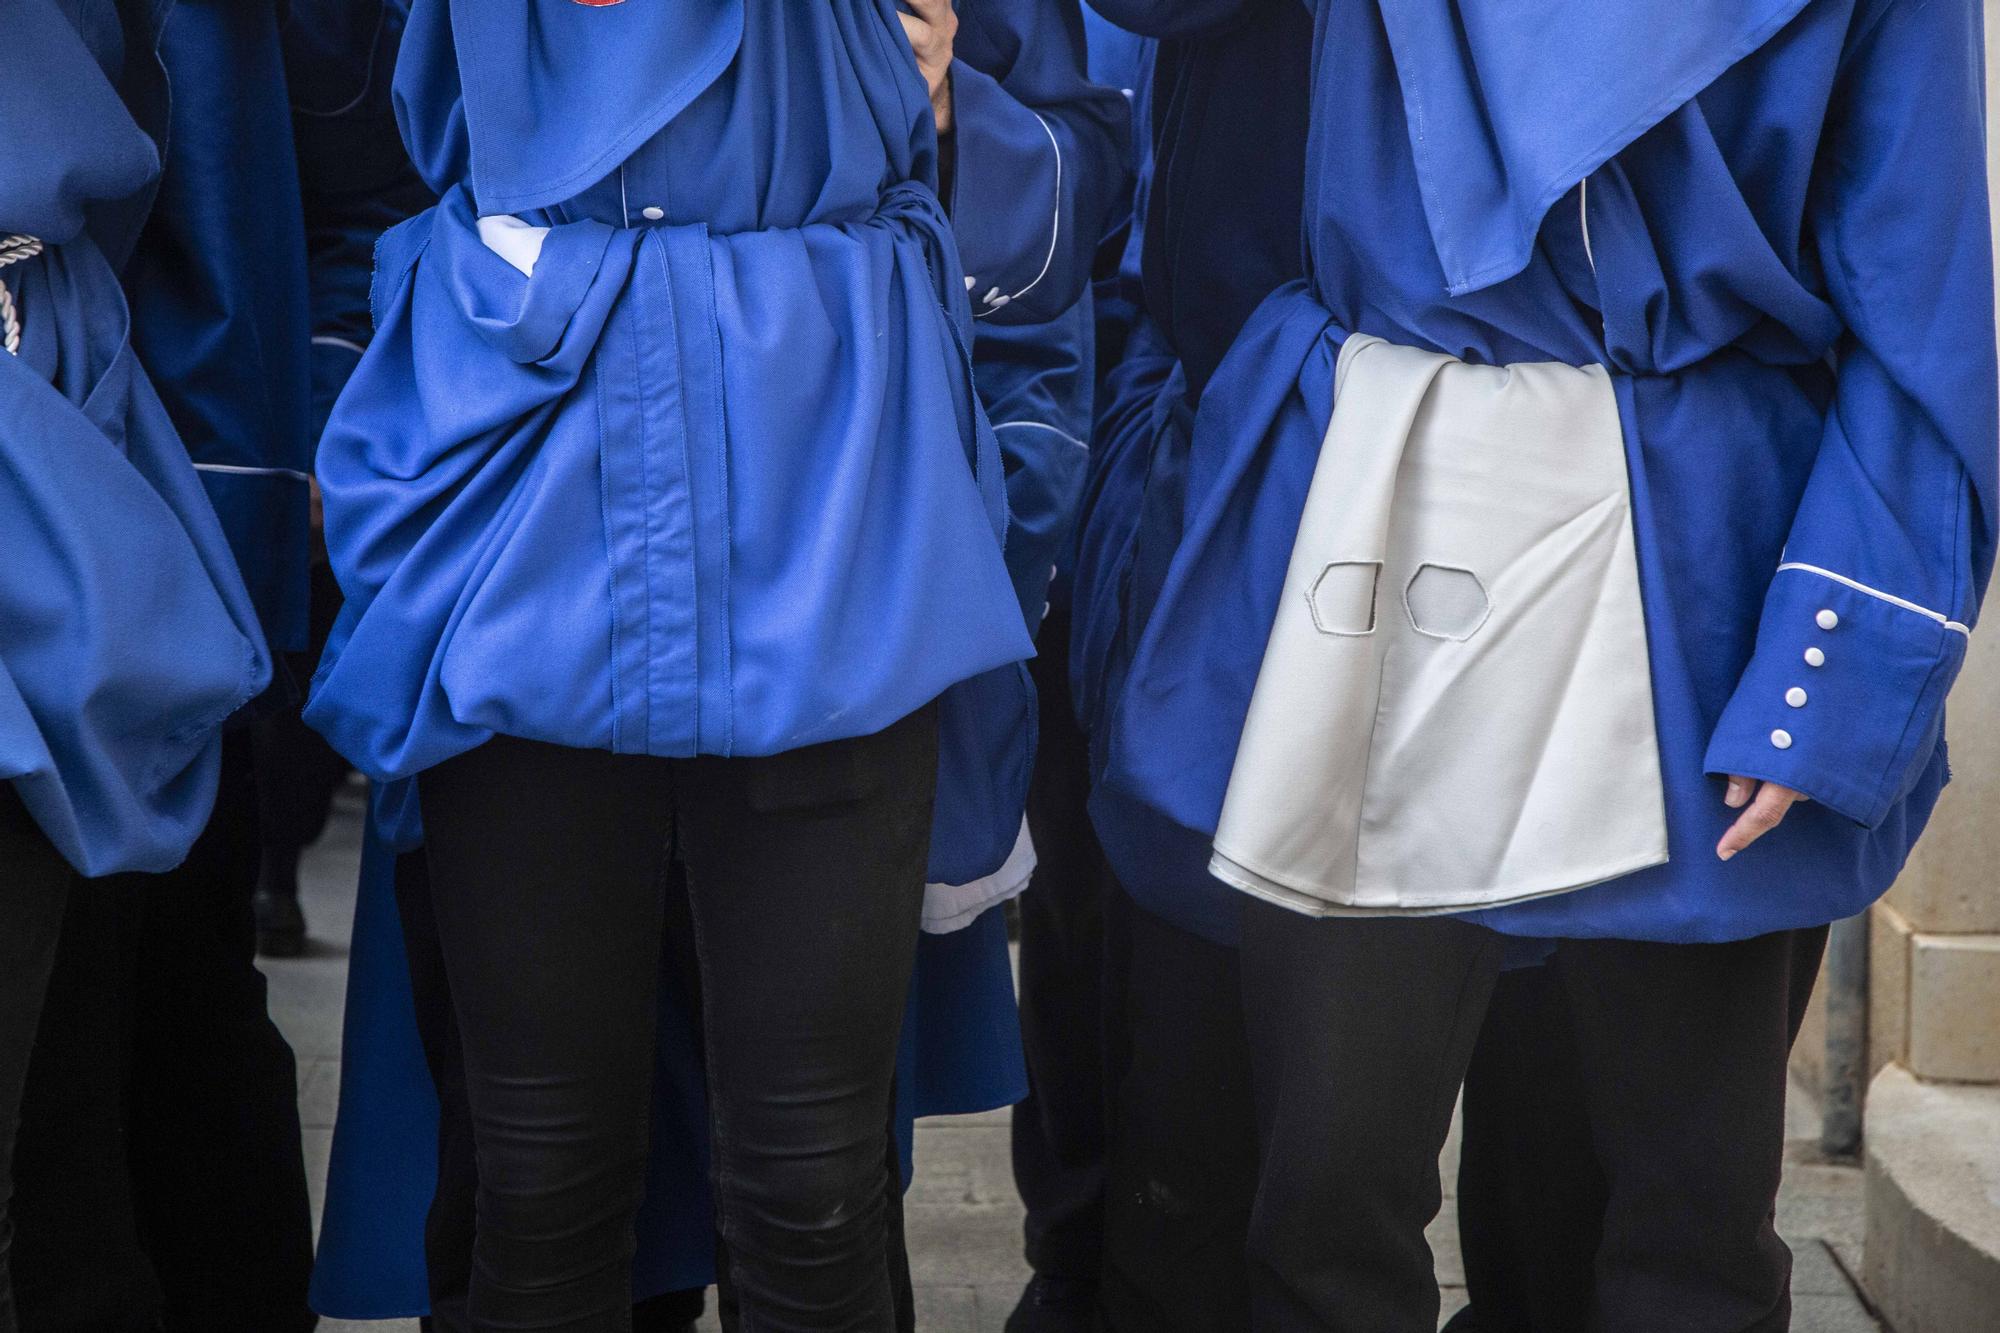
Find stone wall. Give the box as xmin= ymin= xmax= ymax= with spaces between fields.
xmin=1851 ymin=7 xmax=2000 ymax=1326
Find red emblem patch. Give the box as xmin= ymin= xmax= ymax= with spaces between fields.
xmin=573 ymin=0 xmax=625 ymax=6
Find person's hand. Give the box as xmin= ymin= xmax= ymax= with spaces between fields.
xmin=1716 ymin=777 xmax=1806 ymax=861
xmin=899 ymin=0 xmax=957 ymax=134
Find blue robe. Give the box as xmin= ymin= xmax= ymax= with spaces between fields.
xmin=1097 ymin=0 xmax=1998 ymax=943
xmin=305 ymin=0 xmax=1128 ymax=887
xmin=308 ymin=2 xmax=1122 ymax=1316
xmin=0 ymin=0 xmax=270 ymax=877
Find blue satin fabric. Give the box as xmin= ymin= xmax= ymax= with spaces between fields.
xmin=1097 ymin=0 xmax=1998 ymax=942
xmin=0 ymin=0 xmax=270 ymax=877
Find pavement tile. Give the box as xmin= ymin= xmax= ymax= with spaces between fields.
xmin=1792 ymin=1292 xmax=1883 ymax=1333
xmin=910 ymin=1123 xmax=1019 ymax=1209
xmin=297 ymin=1057 xmax=341 ymax=1131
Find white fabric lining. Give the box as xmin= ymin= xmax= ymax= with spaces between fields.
xmin=921 ymin=817 xmax=1036 ymax=934
xmin=476 ymin=213 xmax=550 ymax=277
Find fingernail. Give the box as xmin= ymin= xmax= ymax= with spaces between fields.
xmin=1718 ymin=847 xmax=1736 ymax=862
xmin=1725 ymin=780 xmax=1749 ymax=808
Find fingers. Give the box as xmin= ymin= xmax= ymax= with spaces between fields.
xmin=897 ymin=3 xmax=957 ymax=131
xmin=1716 ymin=779 xmax=1804 ymax=862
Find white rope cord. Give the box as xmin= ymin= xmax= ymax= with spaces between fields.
xmin=1 ymin=234 xmax=46 ymax=357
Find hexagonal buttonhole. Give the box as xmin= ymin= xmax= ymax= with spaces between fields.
xmin=1308 ymin=561 xmax=1382 ymax=636
xmin=1405 ymin=563 xmax=1491 ymax=641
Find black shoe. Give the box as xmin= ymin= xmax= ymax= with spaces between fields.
xmin=254 ymin=889 xmax=308 ymax=958
xmin=1004 ymin=1275 xmax=1099 ymax=1333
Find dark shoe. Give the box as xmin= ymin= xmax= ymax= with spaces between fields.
xmin=254 ymin=889 xmax=307 ymax=958
xmin=1004 ymin=1275 xmax=1099 ymax=1333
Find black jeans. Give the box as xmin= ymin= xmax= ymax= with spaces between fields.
xmin=0 ymin=790 xmax=70 ymax=1333
xmin=1100 ymin=895 xmax=1257 ymax=1333
xmin=1241 ymin=904 xmax=1828 ymax=1333
xmin=10 ymin=734 xmax=317 ymax=1333
xmin=395 ymin=846 xmax=895 ymax=1333
xmin=1011 ymin=608 xmax=1118 ymax=1286
xmin=415 ymin=707 xmax=938 ymax=1332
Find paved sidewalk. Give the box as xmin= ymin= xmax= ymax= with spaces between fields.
xmin=267 ymin=792 xmax=1884 ymax=1332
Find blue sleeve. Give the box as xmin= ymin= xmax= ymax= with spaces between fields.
xmin=974 ymin=294 xmax=1097 ymax=627
xmin=1703 ymin=0 xmax=1998 ymax=827
xmin=125 ymin=0 xmax=315 ymax=653
xmin=286 ymin=0 xmax=433 ymax=435
xmin=950 ymin=0 xmax=1133 ymax=324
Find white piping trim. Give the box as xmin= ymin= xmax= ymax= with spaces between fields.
xmin=310 ymin=335 xmax=366 ymax=355
xmin=991 ymin=420 xmax=1087 ymax=451
xmin=1778 ymin=562 xmax=1970 ymax=635
xmin=977 ymin=112 xmax=1063 ymax=318
xmin=1579 ymin=176 xmax=1596 ymax=275
xmin=193 ymin=463 xmax=313 ymax=484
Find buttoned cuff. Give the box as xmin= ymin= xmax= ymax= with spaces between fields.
xmin=947 ymin=62 xmax=1064 ymax=323
xmin=1703 ymin=565 xmax=1967 ymax=828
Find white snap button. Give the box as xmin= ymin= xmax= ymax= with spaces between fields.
xmin=1805 ymin=647 xmax=1826 ymax=667
xmin=1771 ymin=729 xmax=1794 ymax=750
xmin=1816 ymin=609 xmax=1839 ymax=630
xmin=1786 ymin=687 xmax=1808 ymax=708
xmin=640 ymin=206 xmax=665 ymax=221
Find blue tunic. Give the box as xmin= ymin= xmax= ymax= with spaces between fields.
xmin=306 ymin=0 xmax=1127 ymax=886
xmin=0 ymin=0 xmax=271 ymax=877
xmin=1098 ymin=0 xmax=1998 ymax=942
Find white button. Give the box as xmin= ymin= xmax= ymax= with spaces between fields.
xmin=1816 ymin=609 xmax=1839 ymax=630
xmin=1805 ymin=647 xmax=1826 ymax=667
xmin=1771 ymin=729 xmax=1794 ymax=750
xmin=1786 ymin=687 xmax=1808 ymax=708
xmin=640 ymin=206 xmax=665 ymax=221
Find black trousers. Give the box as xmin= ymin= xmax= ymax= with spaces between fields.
xmin=414 ymin=708 xmax=938 ymax=1333
xmin=1011 ymin=608 xmax=1118 ymax=1285
xmin=1241 ymin=904 xmax=1828 ymax=1333
xmin=396 ymin=846 xmax=907 ymax=1333
xmin=0 ymin=791 xmax=71 ymax=1333
xmin=1099 ymin=896 xmax=1258 ymax=1333
xmin=1445 ymin=928 xmax=1828 ymax=1333
xmin=10 ymin=733 xmax=317 ymax=1333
